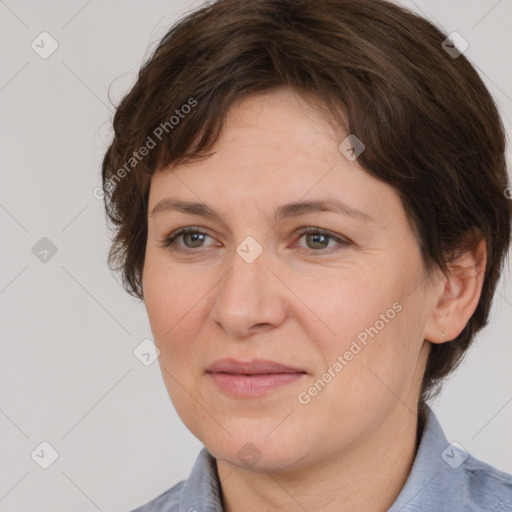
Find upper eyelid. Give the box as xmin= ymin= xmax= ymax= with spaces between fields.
xmin=167 ymin=226 xmax=216 ymax=240
xmin=164 ymin=226 xmax=349 ymax=249
xmin=165 ymin=227 xmax=216 ymax=244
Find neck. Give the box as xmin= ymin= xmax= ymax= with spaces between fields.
xmin=216 ymin=406 xmax=420 ymax=512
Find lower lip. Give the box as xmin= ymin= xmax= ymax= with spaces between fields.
xmin=208 ymin=372 xmax=305 ymax=398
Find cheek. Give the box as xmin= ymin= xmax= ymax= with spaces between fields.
xmin=326 ymin=291 xmax=425 ymax=412
xmin=143 ymin=258 xmax=212 ymax=365
xmin=143 ymin=260 xmax=185 ymax=356
xmin=144 ymin=250 xmax=192 ymax=327
xmin=291 ymin=268 xmax=402 ymax=352
xmin=143 ymin=272 xmax=173 ymax=340
xmin=297 ymin=266 xmax=423 ymax=396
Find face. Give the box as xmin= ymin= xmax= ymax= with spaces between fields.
xmin=143 ymin=87 xmax=437 ymax=472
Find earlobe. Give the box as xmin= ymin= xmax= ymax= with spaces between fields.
xmin=424 ymin=236 xmax=487 ymax=345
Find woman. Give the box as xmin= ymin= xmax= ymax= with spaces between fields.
xmin=101 ymin=0 xmax=512 ymax=510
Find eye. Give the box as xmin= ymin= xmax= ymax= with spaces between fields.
xmin=162 ymin=227 xmax=216 ymax=252
xmin=161 ymin=226 xmax=351 ymax=255
xmin=294 ymin=227 xmax=350 ymax=254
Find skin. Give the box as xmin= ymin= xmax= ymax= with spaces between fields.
xmin=142 ymin=87 xmax=486 ymax=512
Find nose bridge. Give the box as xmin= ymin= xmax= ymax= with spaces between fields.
xmin=210 ymin=243 xmax=287 ymax=336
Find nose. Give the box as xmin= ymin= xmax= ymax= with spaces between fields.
xmin=210 ymin=249 xmax=289 ymax=339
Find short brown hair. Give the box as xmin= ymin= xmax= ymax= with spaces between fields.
xmin=101 ymin=0 xmax=511 ymax=404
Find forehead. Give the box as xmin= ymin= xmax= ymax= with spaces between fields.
xmin=149 ymin=89 xmax=404 ymax=228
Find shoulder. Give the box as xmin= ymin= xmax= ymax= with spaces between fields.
xmin=458 ymin=453 xmax=512 ymax=511
xmin=129 ymin=480 xmax=185 ymax=512
xmin=389 ymin=407 xmax=512 ymax=511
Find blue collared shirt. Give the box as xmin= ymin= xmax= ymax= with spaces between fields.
xmin=131 ymin=406 xmax=512 ymax=511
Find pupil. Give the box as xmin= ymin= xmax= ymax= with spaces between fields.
xmin=310 ymin=234 xmax=327 ymax=248
xmin=186 ymin=233 xmax=203 ymax=247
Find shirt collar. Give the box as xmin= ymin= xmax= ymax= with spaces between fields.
xmin=388 ymin=404 xmax=447 ymax=511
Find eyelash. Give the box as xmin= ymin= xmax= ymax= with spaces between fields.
xmin=161 ymin=226 xmax=351 ymax=255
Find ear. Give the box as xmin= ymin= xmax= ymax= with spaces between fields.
xmin=424 ymin=235 xmax=487 ymax=344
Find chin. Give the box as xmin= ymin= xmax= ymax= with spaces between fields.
xmin=196 ymin=423 xmax=310 ymax=472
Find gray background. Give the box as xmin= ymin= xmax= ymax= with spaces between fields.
xmin=0 ymin=1 xmax=511 ymax=510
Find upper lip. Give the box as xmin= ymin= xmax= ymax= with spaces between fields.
xmin=206 ymin=358 xmax=305 ymax=375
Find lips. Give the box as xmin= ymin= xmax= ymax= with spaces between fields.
xmin=205 ymin=358 xmax=306 ymax=398
xmin=205 ymin=358 xmax=305 ymax=375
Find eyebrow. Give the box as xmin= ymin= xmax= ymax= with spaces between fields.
xmin=150 ymin=198 xmax=375 ymax=223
